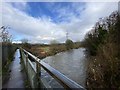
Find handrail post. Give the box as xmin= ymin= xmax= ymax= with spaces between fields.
xmin=26 ymin=53 xmax=28 ymax=74
xmin=19 ymin=48 xmax=23 ymax=63
xmin=36 ymin=59 xmax=41 ymax=88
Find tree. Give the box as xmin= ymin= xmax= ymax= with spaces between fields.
xmin=0 ymin=26 xmax=12 ymax=43
xmin=21 ymin=38 xmax=31 ymax=49
xmin=65 ymin=39 xmax=74 ymax=50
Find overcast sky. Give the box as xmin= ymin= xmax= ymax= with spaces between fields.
xmin=1 ymin=1 xmax=118 ymax=44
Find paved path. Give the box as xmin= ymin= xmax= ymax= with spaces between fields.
xmin=3 ymin=49 xmax=26 ymax=88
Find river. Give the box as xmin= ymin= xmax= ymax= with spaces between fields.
xmin=41 ymin=48 xmax=88 ymax=88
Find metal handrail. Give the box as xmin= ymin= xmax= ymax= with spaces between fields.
xmin=21 ymin=48 xmax=85 ymax=89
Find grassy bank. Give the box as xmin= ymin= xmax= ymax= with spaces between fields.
xmin=84 ymin=11 xmax=120 ymax=88
xmin=22 ymin=42 xmax=81 ymax=59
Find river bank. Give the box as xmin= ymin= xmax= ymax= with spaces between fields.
xmin=23 ymin=42 xmax=82 ymax=59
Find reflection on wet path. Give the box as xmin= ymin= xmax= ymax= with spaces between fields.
xmin=3 ymin=49 xmax=26 ymax=88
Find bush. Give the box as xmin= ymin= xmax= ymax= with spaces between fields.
xmin=86 ymin=11 xmax=120 ymax=88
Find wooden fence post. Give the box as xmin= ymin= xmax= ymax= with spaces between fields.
xmin=26 ymin=53 xmax=28 ymax=73
xmin=36 ymin=58 xmax=41 ymax=88
xmin=19 ymin=48 xmax=22 ymax=63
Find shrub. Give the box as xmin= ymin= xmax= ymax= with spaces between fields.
xmin=86 ymin=11 xmax=120 ymax=88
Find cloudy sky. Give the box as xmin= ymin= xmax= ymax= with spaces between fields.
xmin=1 ymin=1 xmax=118 ymax=44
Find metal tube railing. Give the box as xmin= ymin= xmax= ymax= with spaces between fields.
xmin=20 ymin=48 xmax=85 ymax=89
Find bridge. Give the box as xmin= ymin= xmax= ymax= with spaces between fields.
xmin=3 ymin=48 xmax=85 ymax=89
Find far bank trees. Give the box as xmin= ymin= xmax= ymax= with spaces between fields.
xmin=65 ymin=39 xmax=74 ymax=50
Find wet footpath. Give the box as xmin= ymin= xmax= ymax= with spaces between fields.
xmin=3 ymin=49 xmax=26 ymax=89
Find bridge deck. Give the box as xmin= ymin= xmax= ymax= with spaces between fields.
xmin=3 ymin=49 xmax=26 ymax=88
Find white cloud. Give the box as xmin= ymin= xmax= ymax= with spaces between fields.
xmin=2 ymin=2 xmax=66 ymax=43
xmin=2 ymin=2 xmax=118 ymax=44
xmin=10 ymin=2 xmax=28 ymax=11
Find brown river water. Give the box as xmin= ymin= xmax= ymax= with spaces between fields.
xmin=41 ymin=48 xmax=88 ymax=88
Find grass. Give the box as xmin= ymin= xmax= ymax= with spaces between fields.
xmin=40 ymin=47 xmax=50 ymax=52
xmin=2 ymin=58 xmax=12 ymax=85
xmin=23 ymin=42 xmax=82 ymax=59
xmin=86 ymin=42 xmax=120 ymax=88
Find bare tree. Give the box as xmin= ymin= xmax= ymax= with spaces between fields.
xmin=21 ymin=38 xmax=31 ymax=49
xmin=0 ymin=26 xmax=12 ymax=43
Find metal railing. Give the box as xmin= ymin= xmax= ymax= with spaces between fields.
xmin=20 ymin=48 xmax=85 ymax=89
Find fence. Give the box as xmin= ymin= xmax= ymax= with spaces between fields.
xmin=20 ymin=47 xmax=85 ymax=89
